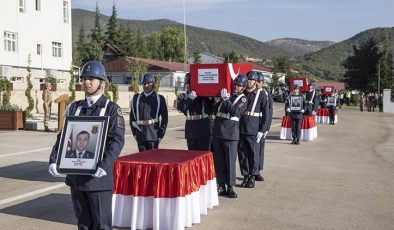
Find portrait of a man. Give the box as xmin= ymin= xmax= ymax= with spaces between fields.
xmin=65 ymin=130 xmax=95 ymax=159
xmin=290 ymin=95 xmax=303 ymax=111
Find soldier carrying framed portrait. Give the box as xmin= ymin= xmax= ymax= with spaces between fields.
xmin=55 ymin=116 xmax=109 ymax=175
xmin=289 ymin=95 xmax=303 ymax=112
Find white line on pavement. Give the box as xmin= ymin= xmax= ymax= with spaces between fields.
xmin=0 ymin=147 xmax=52 ymax=158
xmin=0 ymin=183 xmax=66 ymax=206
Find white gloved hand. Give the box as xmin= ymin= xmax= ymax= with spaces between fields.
xmin=188 ymin=91 xmax=197 ymax=100
xmin=256 ymin=132 xmax=264 ymax=143
xmin=286 ymin=108 xmax=291 ymax=113
xmin=93 ymin=167 xmax=107 ymax=178
xmin=158 ymin=138 xmax=162 ymax=144
xmin=312 ymin=111 xmax=316 ymax=115
xmin=263 ymin=131 xmax=268 ymax=139
xmin=220 ymin=88 xmax=230 ymax=101
xmin=301 ymin=109 xmax=305 ymax=113
xmin=48 ymin=163 xmax=61 ymax=177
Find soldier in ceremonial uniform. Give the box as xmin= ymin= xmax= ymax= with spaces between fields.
xmin=255 ymin=72 xmax=272 ymax=181
xmin=305 ymin=84 xmax=318 ymax=115
xmin=48 ymin=61 xmax=125 ymax=230
xmin=327 ymin=90 xmax=340 ymax=125
xmin=42 ymin=82 xmax=53 ymax=132
xmin=285 ymin=85 xmax=306 ymax=145
xmin=177 ymin=73 xmax=215 ymax=151
xmin=130 ymin=73 xmax=168 ymax=152
xmin=238 ymin=71 xmax=269 ymax=188
xmin=213 ymin=74 xmax=248 ymax=198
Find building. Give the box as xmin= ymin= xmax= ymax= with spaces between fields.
xmin=187 ymin=52 xmax=224 ymax=64
xmin=0 ymin=0 xmax=72 ymax=91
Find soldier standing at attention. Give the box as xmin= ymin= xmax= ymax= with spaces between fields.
xmin=176 ymin=73 xmax=215 ymax=151
xmin=213 ymin=74 xmax=248 ymax=198
xmin=327 ymin=90 xmax=340 ymax=125
xmin=305 ymin=84 xmax=317 ymax=115
xmin=285 ymin=85 xmax=306 ymax=145
xmin=42 ymin=82 xmax=53 ymax=132
xmin=238 ymin=71 xmax=269 ymax=188
xmin=48 ymin=61 xmax=125 ymax=230
xmin=130 ymin=73 xmax=168 ymax=152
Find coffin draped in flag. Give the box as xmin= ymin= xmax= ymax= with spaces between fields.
xmin=280 ymin=115 xmax=318 ymax=141
xmin=316 ymin=108 xmax=338 ymax=124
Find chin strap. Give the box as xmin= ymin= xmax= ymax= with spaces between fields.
xmin=86 ymin=81 xmax=103 ymax=96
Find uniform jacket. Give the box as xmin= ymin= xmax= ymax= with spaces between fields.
xmin=327 ymin=95 xmax=340 ymax=109
xmin=240 ymin=88 xmax=269 ymax=135
xmin=176 ymin=92 xmax=215 ymax=139
xmin=285 ymin=93 xmax=307 ymax=119
xmin=266 ymin=89 xmax=274 ymax=131
xmin=65 ymin=149 xmax=95 ymax=159
xmin=306 ymin=90 xmax=319 ymax=112
xmin=49 ymin=95 xmax=125 ymax=191
xmin=212 ymin=92 xmax=247 ymax=141
xmin=130 ymin=92 xmax=168 ymax=141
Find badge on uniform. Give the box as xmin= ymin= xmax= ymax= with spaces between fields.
xmin=117 ymin=108 xmax=125 ymax=128
xmin=117 ymin=108 xmax=124 ymax=117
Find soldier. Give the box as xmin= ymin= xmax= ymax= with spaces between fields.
xmin=130 ymin=73 xmax=168 ymax=152
xmin=48 ymin=60 xmax=125 ymax=230
xmin=319 ymin=88 xmax=327 ymax=108
xmin=238 ymin=71 xmax=269 ymax=188
xmin=213 ymin=74 xmax=248 ymax=198
xmin=255 ymin=72 xmax=272 ymax=181
xmin=285 ymin=85 xmax=306 ymax=144
xmin=176 ymin=73 xmax=215 ymax=151
xmin=42 ymin=82 xmax=53 ymax=132
xmin=327 ymin=90 xmax=340 ymax=125
xmin=305 ymin=84 xmax=317 ymax=115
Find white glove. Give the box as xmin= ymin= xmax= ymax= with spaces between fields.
xmin=312 ymin=111 xmax=316 ymax=115
xmin=48 ymin=163 xmax=61 ymax=177
xmin=93 ymin=167 xmax=107 ymax=178
xmin=256 ymin=132 xmax=264 ymax=143
xmin=301 ymin=109 xmax=305 ymax=113
xmin=188 ymin=91 xmax=197 ymax=100
xmin=220 ymin=88 xmax=230 ymax=101
xmin=158 ymin=138 xmax=162 ymax=144
xmin=263 ymin=131 xmax=268 ymax=139
xmin=286 ymin=108 xmax=291 ymax=113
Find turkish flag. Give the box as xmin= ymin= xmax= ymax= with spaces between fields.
xmin=66 ymin=131 xmax=73 ymax=152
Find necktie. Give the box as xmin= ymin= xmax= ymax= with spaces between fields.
xmin=78 ymin=152 xmax=83 ymax=159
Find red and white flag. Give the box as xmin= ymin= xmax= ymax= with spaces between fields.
xmin=66 ymin=131 xmax=73 ymax=152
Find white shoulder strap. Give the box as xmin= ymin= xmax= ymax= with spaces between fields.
xmin=156 ymin=94 xmax=160 ymax=120
xmin=136 ymin=93 xmax=141 ymax=121
xmin=250 ymin=89 xmax=261 ymax=114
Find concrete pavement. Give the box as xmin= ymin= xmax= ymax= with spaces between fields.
xmin=0 ymin=105 xmax=393 ymax=230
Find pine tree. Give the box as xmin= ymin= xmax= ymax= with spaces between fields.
xmin=25 ymin=55 xmax=34 ymax=118
xmin=161 ymin=27 xmax=185 ymax=62
xmin=147 ymin=32 xmax=164 ymax=60
xmin=378 ymin=40 xmax=393 ymax=92
xmin=89 ymin=3 xmax=104 ymax=61
xmin=105 ymin=4 xmax=120 ymax=46
xmin=193 ymin=51 xmax=202 ymax=64
xmin=75 ymin=24 xmax=90 ymax=65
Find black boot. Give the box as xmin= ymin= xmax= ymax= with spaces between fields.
xmin=240 ymin=175 xmax=249 ymax=187
xmin=246 ymin=175 xmax=255 ymax=188
xmin=227 ymin=186 xmax=237 ymax=198
xmin=254 ymin=173 xmax=264 ymax=182
xmin=291 ymin=138 xmax=296 ymax=144
xmin=44 ymin=125 xmax=50 ymax=132
xmin=295 ymin=138 xmax=300 ymax=145
xmin=217 ymin=184 xmax=227 ymax=196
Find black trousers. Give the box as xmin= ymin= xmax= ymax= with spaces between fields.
xmin=70 ymin=188 xmax=113 ymax=230
xmin=187 ymin=137 xmax=211 ymax=151
xmin=238 ymin=135 xmax=260 ymax=176
xmin=213 ymin=138 xmax=238 ymax=187
xmin=259 ymin=138 xmax=266 ymax=171
xmin=328 ymin=107 xmax=336 ymax=123
xmin=291 ymin=117 xmax=302 ymax=139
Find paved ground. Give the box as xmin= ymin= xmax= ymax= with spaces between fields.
xmin=0 ymin=104 xmax=393 ymax=230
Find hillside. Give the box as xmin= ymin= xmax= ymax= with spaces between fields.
xmin=72 ymin=9 xmax=290 ymax=60
xmin=296 ymin=27 xmax=394 ymax=81
xmin=267 ymin=38 xmax=335 ymax=56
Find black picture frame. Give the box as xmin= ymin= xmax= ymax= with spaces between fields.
xmin=289 ymin=95 xmax=303 ymax=112
xmin=56 ymin=116 xmax=109 ymax=175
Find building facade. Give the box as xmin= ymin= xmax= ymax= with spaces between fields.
xmin=0 ymin=0 xmax=72 ymax=91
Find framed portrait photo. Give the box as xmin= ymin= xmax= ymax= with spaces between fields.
xmin=289 ymin=95 xmax=303 ymax=112
xmin=56 ymin=116 xmax=109 ymax=175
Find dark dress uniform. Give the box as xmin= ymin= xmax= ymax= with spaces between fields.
xmin=130 ymin=91 xmax=168 ymax=152
xmin=327 ymin=95 xmax=340 ymax=124
xmin=259 ymin=88 xmax=273 ymax=172
xmin=177 ymin=92 xmax=215 ymax=151
xmin=49 ymin=95 xmax=125 ymax=230
xmin=238 ymin=88 xmax=269 ymax=186
xmin=212 ymin=92 xmax=247 ymax=190
xmin=305 ymin=89 xmax=317 ymax=115
xmin=285 ymin=93 xmax=307 ymax=144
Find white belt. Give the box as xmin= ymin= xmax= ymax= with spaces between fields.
xmin=186 ymin=115 xmax=203 ymax=120
xmin=217 ymin=112 xmax=239 ymax=121
xmin=243 ymin=111 xmax=262 ymax=117
xmin=135 ymin=119 xmax=158 ymax=125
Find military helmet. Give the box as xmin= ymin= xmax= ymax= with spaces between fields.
xmin=184 ymin=73 xmax=190 ymax=85
xmin=246 ymin=71 xmax=258 ymax=81
xmin=80 ymin=61 xmax=106 ymax=81
xmin=142 ymin=73 xmax=155 ymax=84
xmin=256 ymin=72 xmax=264 ymax=81
xmin=233 ymin=74 xmax=248 ymax=87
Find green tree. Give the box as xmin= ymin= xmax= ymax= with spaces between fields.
xmin=223 ymin=50 xmax=239 ymax=63
xmin=89 ymin=3 xmax=104 ymax=61
xmin=25 ymin=55 xmax=34 ymax=117
xmin=272 ymin=56 xmax=291 ymax=85
xmin=0 ymin=78 xmax=11 ymax=105
xmin=127 ymin=58 xmax=147 ymax=93
xmin=68 ymin=68 xmax=76 ymax=103
xmin=161 ymin=27 xmax=185 ymax=62
xmin=132 ymin=28 xmax=148 ymax=58
xmin=343 ymin=38 xmax=380 ymax=92
xmin=118 ymin=24 xmax=133 ymax=56
xmin=147 ymin=32 xmax=164 ymax=60
xmin=105 ymin=4 xmax=120 ymax=46
xmin=75 ymin=24 xmax=90 ymax=66
xmin=378 ymin=41 xmax=393 ymax=93
xmin=193 ymin=51 xmax=202 ymax=64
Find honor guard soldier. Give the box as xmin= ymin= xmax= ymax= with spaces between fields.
xmin=42 ymin=82 xmax=53 ymax=132
xmin=238 ymin=71 xmax=269 ymax=188
xmin=319 ymin=88 xmax=327 ymax=108
xmin=256 ymin=72 xmax=272 ymax=181
xmin=130 ymin=73 xmax=168 ymax=152
xmin=305 ymin=84 xmax=318 ymax=115
xmin=327 ymin=90 xmax=340 ymax=125
xmin=177 ymin=73 xmax=215 ymax=151
xmin=48 ymin=61 xmax=125 ymax=230
xmin=213 ymin=74 xmax=248 ymax=198
xmin=285 ymin=85 xmax=306 ymax=144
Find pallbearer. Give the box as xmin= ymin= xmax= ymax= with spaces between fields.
xmin=285 ymin=85 xmax=306 ymax=145
xmin=327 ymin=90 xmax=340 ymax=125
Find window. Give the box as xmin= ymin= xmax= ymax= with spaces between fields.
xmin=35 ymin=0 xmax=41 ymax=11
xmin=10 ymin=76 xmax=24 ymax=83
xmin=4 ymin=31 xmax=17 ymax=52
xmin=52 ymin=42 xmax=62 ymax=57
xmin=19 ymin=0 xmax=25 ymax=13
xmin=63 ymin=1 xmax=69 ymax=23
xmin=37 ymin=44 xmax=42 ymax=55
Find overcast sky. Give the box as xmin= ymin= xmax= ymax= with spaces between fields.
xmin=72 ymin=0 xmax=394 ymax=43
